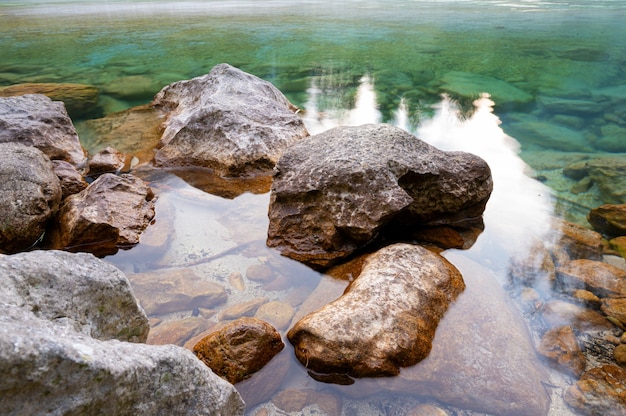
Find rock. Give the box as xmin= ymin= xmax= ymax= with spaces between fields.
xmin=538 ymin=95 xmax=604 ymax=115
xmin=555 ymin=218 xmax=604 ymax=261
xmin=406 ymin=404 xmax=449 ymax=416
xmin=129 ymin=268 xmax=227 ymax=316
xmin=45 ymin=173 xmax=156 ymax=257
xmin=246 ymin=263 xmax=274 ymax=283
xmin=287 ymin=243 xmax=465 ymax=378
xmin=438 ymin=71 xmax=533 ymax=106
xmin=601 ymin=298 xmax=626 ymax=328
xmin=271 ymin=389 xmax=342 ymax=415
xmin=506 ymin=113 xmax=593 ymax=152
xmin=0 ymin=143 xmax=62 ymax=253
xmin=614 ymin=344 xmax=626 ymax=365
xmin=88 ymin=146 xmax=127 ymax=177
xmin=0 ymin=82 xmax=100 ymax=119
xmin=153 ymin=63 xmax=308 ymax=176
xmin=564 ymin=365 xmax=626 ymax=416
xmin=0 ymin=94 xmax=87 ymax=168
xmin=103 ymin=74 xmax=161 ymax=101
xmin=193 ymin=317 xmax=285 ymax=384
xmin=563 ymin=157 xmax=626 ymax=204
xmin=537 ymin=326 xmax=586 ymax=377
xmin=146 ymin=317 xmax=211 ymax=347
xmin=52 ymin=159 xmax=88 ymax=199
xmin=236 ymin=352 xmax=291 ymax=407
xmin=556 ymin=259 xmax=626 ymax=297
xmin=219 ymin=297 xmax=267 ymax=321
xmin=597 ymin=124 xmax=626 ymax=153
xmin=588 ymin=204 xmax=626 ymax=237
xmin=254 ymin=300 xmax=294 ymax=331
xmin=267 ymin=123 xmax=492 ymax=269
xmin=541 ymin=300 xmax=613 ymax=332
xmin=610 ymin=236 xmax=626 ymax=259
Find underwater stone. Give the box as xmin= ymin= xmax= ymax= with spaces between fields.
xmin=439 ymin=71 xmax=533 ymax=106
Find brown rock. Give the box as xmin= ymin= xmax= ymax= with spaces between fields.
xmin=541 ymin=299 xmax=613 ymax=331
xmin=601 ymin=298 xmax=626 ymax=328
xmin=246 ymin=263 xmax=274 ymax=283
xmin=51 ymin=159 xmax=88 ymax=199
xmin=146 ymin=317 xmax=211 ymax=347
xmin=129 ymin=268 xmax=226 ymax=316
xmin=219 ymin=297 xmax=267 ymax=321
xmin=557 ymin=259 xmax=626 ymax=297
xmin=236 ymin=352 xmax=291 ymax=407
xmin=88 ymin=146 xmax=126 ymax=176
xmin=537 ymin=325 xmax=586 ymax=377
xmin=254 ymin=301 xmax=294 ymax=331
xmin=509 ymin=239 xmax=557 ymax=290
xmin=271 ymin=389 xmax=342 ymax=415
xmin=287 ymin=243 xmax=465 ymax=378
xmin=564 ymin=365 xmax=626 ymax=416
xmin=193 ymin=317 xmax=284 ymax=384
xmin=45 ymin=173 xmax=156 ymax=256
xmin=588 ymin=204 xmax=626 ymax=237
xmin=615 ymin=344 xmax=626 ymax=366
xmin=555 ymin=218 xmax=604 ymax=261
xmin=611 ymin=236 xmax=626 ymax=259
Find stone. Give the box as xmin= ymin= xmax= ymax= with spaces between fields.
xmin=45 ymin=173 xmax=156 ymax=257
xmin=0 ymin=94 xmax=87 ymax=168
xmin=52 ymin=159 xmax=88 ymax=199
xmin=246 ymin=263 xmax=274 ymax=283
xmin=103 ymin=74 xmax=161 ymax=101
xmin=538 ymin=95 xmax=604 ymax=115
xmin=0 ymin=143 xmax=62 ymax=253
xmin=146 ymin=317 xmax=211 ymax=347
xmin=267 ymin=123 xmax=492 ymax=269
xmin=537 ymin=326 xmax=586 ymax=377
xmin=601 ymin=298 xmax=626 ymax=328
xmin=438 ymin=71 xmax=533 ymax=106
xmin=556 ymin=259 xmax=626 ymax=297
xmin=588 ymin=204 xmax=626 ymax=237
xmin=0 ymin=82 xmax=100 ymax=119
xmin=287 ymin=243 xmax=465 ymax=378
xmin=406 ymin=404 xmax=449 ymax=416
xmin=219 ymin=297 xmax=267 ymax=321
xmin=541 ymin=300 xmax=613 ymax=332
xmin=88 ymin=146 xmax=127 ymax=177
xmin=611 ymin=236 xmax=626 ymax=259
xmin=563 ymin=157 xmax=626 ymax=204
xmin=555 ymin=218 xmax=604 ymax=261
xmin=271 ymin=389 xmax=342 ymax=415
xmin=614 ymin=344 xmax=626 ymax=365
xmin=564 ymin=365 xmax=626 ymax=416
xmin=506 ymin=113 xmax=593 ymax=152
xmin=193 ymin=317 xmax=284 ymax=384
xmin=597 ymin=124 xmax=626 ymax=153
xmin=153 ymin=63 xmax=308 ymax=176
xmin=129 ymin=268 xmax=227 ymax=316
xmin=236 ymin=352 xmax=291 ymax=407
xmin=254 ymin=300 xmax=294 ymax=331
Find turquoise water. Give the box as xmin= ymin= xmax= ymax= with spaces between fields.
xmin=2 ymin=1 xmax=625 ymax=415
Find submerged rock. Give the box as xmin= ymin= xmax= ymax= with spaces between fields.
xmin=267 ymin=123 xmax=492 ymax=269
xmin=537 ymin=325 xmax=586 ymax=377
xmin=438 ymin=71 xmax=533 ymax=106
xmin=564 ymin=364 xmax=626 ymax=416
xmin=287 ymin=243 xmax=465 ymax=378
xmin=556 ymin=259 xmax=626 ymax=297
xmin=153 ymin=63 xmax=308 ymax=176
xmin=563 ymin=157 xmax=626 ymax=205
xmin=0 ymin=94 xmax=87 ymax=168
xmin=0 ymin=143 xmax=62 ymax=254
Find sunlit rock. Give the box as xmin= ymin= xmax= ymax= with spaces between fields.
xmin=45 ymin=173 xmax=156 ymax=257
xmin=564 ymin=365 xmax=626 ymax=416
xmin=51 ymin=159 xmax=88 ymax=199
xmin=554 ymin=218 xmax=604 ymax=261
xmin=588 ymin=204 xmax=626 ymax=237
xmin=601 ymin=298 xmax=626 ymax=329
xmin=153 ymin=63 xmax=309 ymax=176
xmin=193 ymin=317 xmax=285 ymax=384
xmin=267 ymin=123 xmax=492 ymax=269
xmin=556 ymin=259 xmax=626 ymax=297
xmin=288 ymin=243 xmax=465 ymax=378
xmin=254 ymin=300 xmax=294 ymax=331
xmin=87 ymin=146 xmax=126 ymax=177
xmin=0 ymin=94 xmax=87 ymax=168
xmin=537 ymin=325 xmax=586 ymax=377
xmin=0 ymin=143 xmax=62 ymax=254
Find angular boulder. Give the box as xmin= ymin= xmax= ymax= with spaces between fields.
xmin=153 ymin=63 xmax=309 ymax=176
xmin=588 ymin=204 xmax=626 ymax=237
xmin=52 ymin=159 xmax=88 ymax=199
xmin=0 ymin=250 xmax=244 ymax=415
xmin=287 ymin=243 xmax=465 ymax=378
xmin=564 ymin=365 xmax=626 ymax=416
xmin=87 ymin=146 xmax=127 ymax=177
xmin=45 ymin=173 xmax=156 ymax=256
xmin=267 ymin=123 xmax=492 ymax=268
xmin=0 ymin=94 xmax=87 ymax=168
xmin=0 ymin=143 xmax=62 ymax=254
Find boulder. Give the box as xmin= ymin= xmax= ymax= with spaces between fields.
xmin=87 ymin=146 xmax=127 ymax=177
xmin=0 ymin=94 xmax=87 ymax=168
xmin=536 ymin=325 xmax=586 ymax=377
xmin=0 ymin=143 xmax=62 ymax=253
xmin=153 ymin=63 xmax=309 ymax=176
xmin=287 ymin=243 xmax=465 ymax=378
xmin=52 ymin=159 xmax=88 ymax=199
xmin=588 ymin=204 xmax=626 ymax=237
xmin=45 ymin=173 xmax=156 ymax=257
xmin=563 ymin=157 xmax=626 ymax=204
xmin=267 ymin=123 xmax=492 ymax=269
xmin=601 ymin=298 xmax=626 ymax=328
xmin=193 ymin=317 xmax=285 ymax=384
xmin=597 ymin=124 xmax=626 ymax=153
xmin=564 ymin=365 xmax=626 ymax=416
xmin=554 ymin=218 xmax=604 ymax=261
xmin=556 ymin=259 xmax=626 ymax=297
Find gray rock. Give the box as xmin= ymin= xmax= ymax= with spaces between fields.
xmin=0 ymin=251 xmax=244 ymax=416
xmin=0 ymin=94 xmax=87 ymax=168
xmin=153 ymin=63 xmax=309 ymax=176
xmin=287 ymin=243 xmax=465 ymax=378
xmin=52 ymin=159 xmax=88 ymax=199
xmin=267 ymin=123 xmax=492 ymax=269
xmin=0 ymin=143 xmax=62 ymax=254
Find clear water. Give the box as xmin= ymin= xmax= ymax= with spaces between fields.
xmin=2 ymin=1 xmax=625 ymax=415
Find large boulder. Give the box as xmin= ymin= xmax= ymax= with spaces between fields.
xmin=152 ymin=63 xmax=309 ymax=176
xmin=0 ymin=250 xmax=244 ymax=415
xmin=0 ymin=94 xmax=87 ymax=168
xmin=45 ymin=173 xmax=156 ymax=257
xmin=0 ymin=143 xmax=62 ymax=254
xmin=287 ymin=243 xmax=465 ymax=378
xmin=267 ymin=123 xmax=493 ymax=269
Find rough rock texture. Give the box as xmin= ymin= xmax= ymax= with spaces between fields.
xmin=52 ymin=159 xmax=88 ymax=199
xmin=563 ymin=157 xmax=626 ymax=204
xmin=537 ymin=325 xmax=586 ymax=377
xmin=45 ymin=173 xmax=156 ymax=256
xmin=287 ymin=243 xmax=465 ymax=378
xmin=0 ymin=94 xmax=87 ymax=168
xmin=0 ymin=143 xmax=62 ymax=253
xmin=88 ymin=146 xmax=127 ymax=176
xmin=267 ymin=123 xmax=493 ymax=269
xmin=556 ymin=259 xmax=626 ymax=297
xmin=193 ymin=317 xmax=285 ymax=384
xmin=153 ymin=63 xmax=308 ymax=176
xmin=564 ymin=365 xmax=626 ymax=416
xmin=588 ymin=204 xmax=626 ymax=237
xmin=555 ymin=218 xmax=604 ymax=261
xmin=601 ymin=298 xmax=626 ymax=328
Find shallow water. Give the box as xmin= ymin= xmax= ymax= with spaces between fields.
xmin=2 ymin=1 xmax=626 ymax=415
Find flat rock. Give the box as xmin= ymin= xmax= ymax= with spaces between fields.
xmin=267 ymin=123 xmax=492 ymax=269
xmin=537 ymin=325 xmax=586 ymax=377
xmin=554 ymin=218 xmax=604 ymax=261
xmin=153 ymin=63 xmax=308 ymax=176
xmin=0 ymin=143 xmax=62 ymax=253
xmin=588 ymin=204 xmax=626 ymax=237
xmin=439 ymin=71 xmax=533 ymax=106
xmin=564 ymin=365 xmax=626 ymax=416
xmin=506 ymin=113 xmax=593 ymax=152
xmin=556 ymin=259 xmax=626 ymax=297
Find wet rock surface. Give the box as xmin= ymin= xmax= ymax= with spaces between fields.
xmin=267 ymin=123 xmax=492 ymax=269
xmin=287 ymin=243 xmax=465 ymax=378
xmin=153 ymin=63 xmax=309 ymax=176
xmin=0 ymin=143 xmax=62 ymax=254
xmin=556 ymin=259 xmax=626 ymax=297
xmin=537 ymin=325 xmax=586 ymax=377
xmin=564 ymin=365 xmax=626 ymax=416
xmin=588 ymin=204 xmax=626 ymax=237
